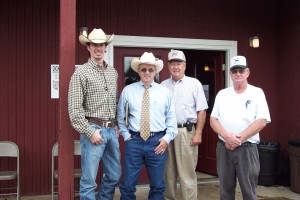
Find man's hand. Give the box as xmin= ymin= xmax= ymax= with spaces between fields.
xmin=191 ymin=134 xmax=202 ymax=146
xmin=154 ymin=138 xmax=168 ymax=155
xmin=90 ymin=129 xmax=104 ymax=145
xmin=225 ymin=134 xmax=241 ymax=150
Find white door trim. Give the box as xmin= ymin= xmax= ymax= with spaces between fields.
xmin=106 ymin=35 xmax=237 ymax=86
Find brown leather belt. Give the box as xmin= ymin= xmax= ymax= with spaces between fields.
xmin=86 ymin=117 xmax=116 ymax=128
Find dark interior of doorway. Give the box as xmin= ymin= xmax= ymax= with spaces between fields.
xmin=175 ymin=49 xmax=226 ymax=175
xmin=178 ymin=49 xmax=225 ymax=113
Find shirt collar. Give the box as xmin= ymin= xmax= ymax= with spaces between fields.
xmin=89 ymin=59 xmax=108 ymax=70
xmin=139 ymin=80 xmax=154 ymax=88
xmin=171 ymin=75 xmax=185 ymax=84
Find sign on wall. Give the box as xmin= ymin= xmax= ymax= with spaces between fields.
xmin=51 ymin=64 xmax=80 ymax=99
xmin=51 ymin=64 xmax=59 ymax=99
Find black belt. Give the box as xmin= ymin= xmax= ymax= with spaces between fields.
xmin=129 ymin=130 xmax=165 ymax=138
xmin=218 ymin=138 xmax=256 ymax=147
xmin=86 ymin=117 xmax=116 ymax=128
xmin=177 ymin=123 xmax=195 ymax=128
xmin=177 ymin=123 xmax=187 ymax=128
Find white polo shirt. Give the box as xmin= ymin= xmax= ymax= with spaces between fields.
xmin=211 ymin=84 xmax=271 ymax=143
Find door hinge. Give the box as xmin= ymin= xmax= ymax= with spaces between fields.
xmin=222 ymin=64 xmax=226 ymax=71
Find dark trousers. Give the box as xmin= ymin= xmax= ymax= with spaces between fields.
xmin=120 ymin=132 xmax=167 ymax=200
xmin=216 ymin=141 xmax=260 ymax=200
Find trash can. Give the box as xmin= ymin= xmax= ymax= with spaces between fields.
xmin=257 ymin=141 xmax=280 ymax=186
xmin=289 ymin=140 xmax=300 ymax=194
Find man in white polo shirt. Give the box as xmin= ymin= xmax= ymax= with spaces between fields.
xmin=210 ymin=55 xmax=271 ymax=200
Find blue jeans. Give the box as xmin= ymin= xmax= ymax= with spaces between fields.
xmin=119 ymin=132 xmax=167 ymax=200
xmin=80 ymin=124 xmax=121 ymax=200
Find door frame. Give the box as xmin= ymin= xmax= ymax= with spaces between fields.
xmin=106 ymin=35 xmax=237 ymax=87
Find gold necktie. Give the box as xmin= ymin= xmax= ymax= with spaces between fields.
xmin=140 ymin=85 xmax=150 ymax=141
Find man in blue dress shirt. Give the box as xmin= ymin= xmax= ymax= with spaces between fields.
xmin=117 ymin=52 xmax=178 ymax=200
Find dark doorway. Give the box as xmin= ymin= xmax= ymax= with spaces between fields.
xmin=114 ymin=47 xmax=226 ymax=182
xmin=179 ymin=49 xmax=226 ymax=175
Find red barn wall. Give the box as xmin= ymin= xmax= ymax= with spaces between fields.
xmin=277 ymin=0 xmax=300 ymax=159
xmin=0 ymin=0 xmax=299 ymax=196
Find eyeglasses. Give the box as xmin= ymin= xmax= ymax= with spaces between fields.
xmin=90 ymin=43 xmax=106 ymax=48
xmin=230 ymin=68 xmax=246 ymax=74
xmin=140 ymin=68 xmax=156 ymax=73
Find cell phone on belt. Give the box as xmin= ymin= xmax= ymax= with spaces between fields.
xmin=186 ymin=121 xmax=193 ymax=132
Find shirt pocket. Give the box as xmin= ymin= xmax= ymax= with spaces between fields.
xmin=242 ymin=100 xmax=257 ymax=123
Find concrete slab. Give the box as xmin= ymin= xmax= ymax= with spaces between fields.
xmin=5 ymin=172 xmax=300 ymax=200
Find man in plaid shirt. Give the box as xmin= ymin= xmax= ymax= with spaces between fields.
xmin=68 ymin=28 xmax=121 ymax=200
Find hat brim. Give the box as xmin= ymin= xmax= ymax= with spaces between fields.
xmin=79 ymin=34 xmax=114 ymax=46
xmin=230 ymin=65 xmax=247 ymax=70
xmin=131 ymin=58 xmax=163 ymax=73
xmin=168 ymin=58 xmax=185 ymax=62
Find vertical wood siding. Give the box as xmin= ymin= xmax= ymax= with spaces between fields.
xmin=0 ymin=0 xmax=299 ymax=196
xmin=277 ymin=0 xmax=300 ymax=160
xmin=0 ymin=0 xmax=60 ymax=195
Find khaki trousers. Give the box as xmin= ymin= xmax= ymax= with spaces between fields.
xmin=164 ymin=126 xmax=198 ymax=200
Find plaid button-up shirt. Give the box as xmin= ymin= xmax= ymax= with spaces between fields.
xmin=68 ymin=59 xmax=118 ymax=138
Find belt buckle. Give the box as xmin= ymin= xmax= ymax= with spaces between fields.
xmin=105 ymin=121 xmax=112 ymax=128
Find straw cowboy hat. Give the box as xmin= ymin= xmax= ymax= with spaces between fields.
xmin=131 ymin=52 xmax=163 ymax=73
xmin=79 ymin=28 xmax=114 ymax=46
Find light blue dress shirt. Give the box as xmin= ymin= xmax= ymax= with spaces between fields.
xmin=117 ymin=81 xmax=178 ymax=143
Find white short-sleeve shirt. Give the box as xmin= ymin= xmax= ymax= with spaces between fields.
xmin=211 ymin=84 xmax=271 ymax=143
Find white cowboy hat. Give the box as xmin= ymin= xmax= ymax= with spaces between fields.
xmin=79 ymin=28 xmax=114 ymax=46
xmin=131 ymin=52 xmax=163 ymax=73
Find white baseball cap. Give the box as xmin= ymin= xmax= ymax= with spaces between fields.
xmin=168 ymin=50 xmax=186 ymax=62
xmin=230 ymin=56 xmax=247 ymax=69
